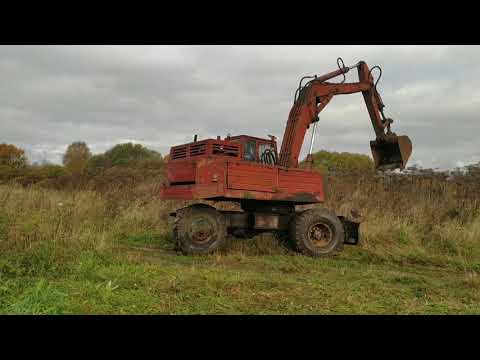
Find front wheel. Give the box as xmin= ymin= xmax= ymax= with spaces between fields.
xmin=290 ymin=208 xmax=345 ymax=257
xmin=174 ymin=204 xmax=226 ymax=255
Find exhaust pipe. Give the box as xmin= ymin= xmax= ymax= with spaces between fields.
xmin=370 ymin=135 xmax=412 ymax=171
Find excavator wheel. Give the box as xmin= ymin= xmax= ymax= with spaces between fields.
xmin=290 ymin=207 xmax=344 ymax=257
xmin=174 ymin=204 xmax=226 ymax=255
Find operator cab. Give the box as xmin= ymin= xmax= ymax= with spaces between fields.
xmin=228 ymin=135 xmax=278 ymax=166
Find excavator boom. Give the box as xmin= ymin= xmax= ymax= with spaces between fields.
xmin=279 ymin=60 xmax=412 ymax=170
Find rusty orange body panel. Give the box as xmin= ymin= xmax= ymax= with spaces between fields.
xmin=161 ymin=140 xmax=326 ymax=205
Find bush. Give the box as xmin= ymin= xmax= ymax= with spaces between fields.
xmin=303 ymin=150 xmax=374 ymax=176
xmin=85 ymin=154 xmax=108 ymax=176
xmin=0 ymin=165 xmax=21 ymax=181
xmin=85 ymin=143 xmax=164 ymax=177
xmin=102 ymin=143 xmax=163 ymax=167
xmin=12 ymin=164 xmax=71 ymax=187
xmin=35 ymin=164 xmax=69 ymax=179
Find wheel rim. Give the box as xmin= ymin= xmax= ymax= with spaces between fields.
xmin=189 ymin=218 xmax=215 ymax=245
xmin=308 ymin=222 xmax=334 ymax=249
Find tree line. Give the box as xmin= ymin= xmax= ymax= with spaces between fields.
xmin=1 ymin=141 xmax=479 ymax=191
xmin=0 ymin=142 xmax=166 ymax=189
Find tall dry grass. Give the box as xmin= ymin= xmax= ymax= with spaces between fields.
xmin=0 ymin=182 xmax=175 ymax=276
xmin=325 ymin=172 xmax=480 ymax=271
xmin=0 ymin=169 xmax=479 ymax=276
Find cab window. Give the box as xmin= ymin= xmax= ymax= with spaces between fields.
xmin=244 ymin=140 xmax=256 ymax=161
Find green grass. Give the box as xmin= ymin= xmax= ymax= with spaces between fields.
xmin=1 ymin=184 xmax=480 ymax=314
xmin=1 ymin=236 xmax=480 ymax=315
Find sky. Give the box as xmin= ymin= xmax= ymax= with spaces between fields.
xmin=1 ymin=45 xmax=479 ymax=170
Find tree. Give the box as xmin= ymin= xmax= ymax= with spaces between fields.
xmin=85 ymin=143 xmax=164 ymax=175
xmin=63 ymin=141 xmax=92 ymax=176
xmin=0 ymin=143 xmax=27 ymax=168
xmin=102 ymin=143 xmax=162 ymax=167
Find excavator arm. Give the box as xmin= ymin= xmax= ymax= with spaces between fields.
xmin=278 ymin=60 xmax=412 ymax=170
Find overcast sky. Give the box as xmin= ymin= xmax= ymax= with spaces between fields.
xmin=1 ymin=45 xmax=479 ymax=169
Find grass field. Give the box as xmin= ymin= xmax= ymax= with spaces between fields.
xmin=1 ymin=182 xmax=480 ymax=315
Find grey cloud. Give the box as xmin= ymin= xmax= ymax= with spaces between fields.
xmin=1 ymin=45 xmax=479 ymax=169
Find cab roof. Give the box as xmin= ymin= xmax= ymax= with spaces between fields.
xmin=227 ymin=135 xmax=276 ymax=143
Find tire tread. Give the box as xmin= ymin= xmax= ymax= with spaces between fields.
xmin=290 ymin=207 xmax=344 ymax=257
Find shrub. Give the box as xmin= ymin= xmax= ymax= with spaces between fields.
xmin=103 ymin=143 xmax=163 ymax=167
xmin=302 ymin=150 xmax=375 ymax=176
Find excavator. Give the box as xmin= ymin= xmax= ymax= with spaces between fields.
xmin=160 ymin=58 xmax=412 ymax=257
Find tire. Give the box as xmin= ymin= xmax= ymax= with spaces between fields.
xmin=174 ymin=204 xmax=226 ymax=255
xmin=290 ymin=207 xmax=345 ymax=257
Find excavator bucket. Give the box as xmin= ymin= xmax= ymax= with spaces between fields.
xmin=370 ymin=135 xmax=412 ymax=171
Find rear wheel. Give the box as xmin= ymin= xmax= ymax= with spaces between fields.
xmin=290 ymin=208 xmax=344 ymax=257
xmin=174 ymin=204 xmax=226 ymax=255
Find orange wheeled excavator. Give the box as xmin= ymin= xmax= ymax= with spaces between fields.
xmin=160 ymin=58 xmax=412 ymax=257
